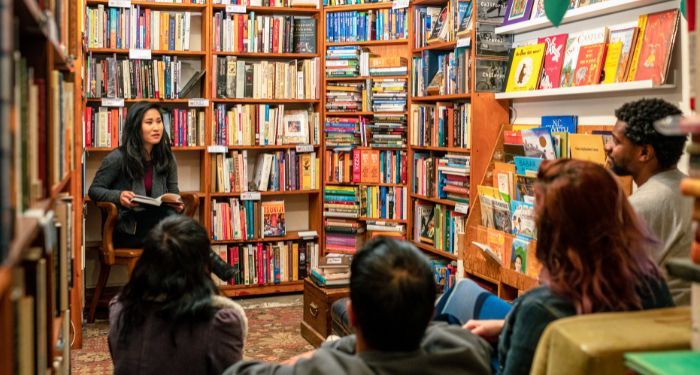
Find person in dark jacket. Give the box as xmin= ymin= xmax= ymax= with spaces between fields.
xmin=464 ymin=159 xmax=674 ymax=375
xmin=88 ymin=102 xmax=234 ymax=279
xmin=224 ymin=237 xmax=493 ymax=375
xmin=109 ymin=216 xmax=247 ymax=375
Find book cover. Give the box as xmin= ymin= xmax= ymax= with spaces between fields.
xmin=633 ymin=9 xmax=679 ymax=84
xmin=602 ymin=41 xmax=623 ymax=84
xmin=474 ymin=58 xmax=508 ymax=92
xmin=476 ymin=0 xmax=508 ymax=25
xmin=427 ymin=7 xmax=449 ymax=43
xmin=521 ymin=127 xmax=556 ymax=160
xmin=541 ymin=115 xmax=577 ymax=133
xmin=493 ymin=199 xmax=512 ymax=233
xmin=479 ymin=195 xmax=495 ymax=228
xmin=486 ymin=227 xmax=506 ymax=262
xmin=627 ymin=14 xmax=648 ymax=82
xmin=511 ymin=236 xmax=530 ymax=273
xmin=568 ymin=133 xmax=606 ymax=165
xmin=503 ymin=0 xmax=535 ymax=26
xmin=573 ymin=43 xmax=606 ymax=86
xmin=262 ymin=201 xmax=286 ymax=238
xmin=537 ymin=33 xmax=567 ymax=89
xmin=513 ymin=156 xmax=542 ymax=175
xmin=608 ymin=25 xmax=638 ymax=83
xmin=293 ymin=17 xmax=317 ymax=54
xmin=505 ymin=43 xmax=546 ymax=92
xmin=456 ymin=0 xmax=474 ymax=38
xmin=559 ymin=33 xmax=582 ymax=88
xmin=360 ymin=149 xmax=380 ymax=184
xmin=511 ymin=200 xmax=536 ymax=239
xmin=418 ymin=204 xmax=436 ymax=244
xmin=531 ymin=0 xmax=545 ymax=19
xmin=476 ymin=23 xmax=513 ymax=58
xmin=514 ymin=175 xmax=536 ymax=202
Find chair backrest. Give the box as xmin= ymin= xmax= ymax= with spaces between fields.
xmin=530 ymin=307 xmax=691 ymax=375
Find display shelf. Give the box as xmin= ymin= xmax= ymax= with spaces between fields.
xmin=494 ymin=0 xmax=668 ymax=34
xmin=219 ymin=280 xmax=305 ymax=297
xmin=325 ymin=75 xmax=409 ymax=82
xmin=212 ymin=52 xmax=320 ymax=58
xmin=86 ymin=0 xmax=207 ymax=11
xmin=326 ymin=39 xmax=409 ymax=47
xmin=413 ymin=41 xmax=457 ymax=53
xmin=210 ymin=230 xmax=308 ymax=245
xmin=412 ymin=241 xmax=459 ymax=261
xmin=410 ymin=193 xmax=460 ymax=207
xmin=411 ymin=145 xmax=471 ymax=153
xmin=212 ymin=98 xmax=321 ymax=104
xmin=87 ymin=48 xmax=207 ymax=57
xmin=222 ymin=144 xmax=321 ymax=150
xmin=411 ymin=93 xmax=471 ymax=102
xmin=209 ymin=189 xmax=321 ymax=197
xmin=494 ymin=79 xmax=676 ymax=100
xmin=324 ymin=2 xmax=394 ymax=12
xmin=211 ymin=4 xmax=321 ymax=14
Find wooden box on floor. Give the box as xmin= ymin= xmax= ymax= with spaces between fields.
xmin=300 ymin=278 xmax=349 ymax=347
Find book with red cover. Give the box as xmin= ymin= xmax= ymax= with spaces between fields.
xmin=573 ymin=43 xmax=606 ymax=86
xmin=634 ymin=9 xmax=680 ymax=84
xmin=360 ymin=149 xmax=380 ymax=183
xmin=537 ymin=33 xmax=568 ymax=89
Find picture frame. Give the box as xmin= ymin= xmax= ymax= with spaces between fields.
xmin=502 ymin=0 xmax=535 ymax=26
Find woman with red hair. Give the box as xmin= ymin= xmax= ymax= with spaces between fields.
xmin=463 ymin=159 xmax=674 ymax=375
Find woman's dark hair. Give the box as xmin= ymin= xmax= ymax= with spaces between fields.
xmin=534 ymin=159 xmax=662 ymax=314
xmin=117 ymin=216 xmax=218 ymax=344
xmin=120 ymin=102 xmax=174 ymax=181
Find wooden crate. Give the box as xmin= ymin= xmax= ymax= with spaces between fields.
xmin=300 ymin=278 xmax=350 ymax=347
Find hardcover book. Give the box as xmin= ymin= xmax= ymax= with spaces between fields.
xmin=418 ymin=203 xmax=436 ymax=244
xmin=560 ymin=27 xmax=607 ymax=87
xmin=493 ymin=199 xmax=512 ymax=233
xmin=360 ymin=149 xmax=380 ymax=184
xmin=474 ymin=58 xmax=508 ymax=92
xmin=537 ymin=33 xmax=567 ymax=89
xmin=541 ymin=115 xmax=577 ymax=133
xmin=262 ymin=201 xmax=286 ymax=238
xmin=569 ymin=133 xmax=606 ymax=165
xmin=505 ymin=43 xmax=546 ymax=92
xmin=293 ymin=17 xmax=317 ymax=54
xmin=521 ymin=127 xmax=556 ymax=159
xmin=511 ymin=200 xmax=536 ymax=239
xmin=602 ymin=41 xmax=623 ymax=84
xmin=456 ymin=0 xmax=474 ymax=38
xmin=633 ymin=9 xmax=679 ymax=84
xmin=573 ymin=43 xmax=606 ymax=86
xmin=511 ymin=236 xmax=529 ymax=273
xmin=513 ymin=156 xmax=542 ymax=175
xmin=427 ymin=7 xmax=451 ymax=44
xmin=530 ymin=0 xmax=545 ymax=19
xmin=608 ymin=25 xmax=639 ymax=83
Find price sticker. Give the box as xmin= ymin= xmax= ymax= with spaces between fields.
xmin=295 ymin=144 xmax=314 ymax=153
xmin=392 ymin=0 xmax=409 ymax=9
xmin=108 ymin=0 xmax=131 ymax=8
xmin=298 ymin=230 xmax=318 ymax=239
xmin=207 ymin=145 xmax=227 ymax=153
xmin=188 ymin=98 xmax=209 ymax=108
xmin=241 ymin=191 xmax=261 ymax=201
xmin=129 ymin=48 xmax=152 ymax=60
xmin=226 ymin=4 xmax=246 ymax=13
xmin=457 ymin=37 xmax=471 ymax=48
xmin=101 ymin=98 xmax=124 ymax=107
xmin=455 ymin=203 xmax=469 ymax=214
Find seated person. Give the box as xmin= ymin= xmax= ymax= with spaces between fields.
xmin=109 ymin=216 xmax=247 ymax=375
xmin=464 ymin=159 xmax=674 ymax=375
xmin=224 ymin=237 xmax=493 ymax=375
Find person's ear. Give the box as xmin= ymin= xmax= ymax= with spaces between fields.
xmin=638 ymin=144 xmax=656 ymax=163
xmin=347 ymin=299 xmax=358 ymax=329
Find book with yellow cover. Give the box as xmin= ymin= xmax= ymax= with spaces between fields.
xmin=626 ymin=14 xmax=648 ymax=81
xmin=505 ymin=43 xmax=546 ymax=92
xmin=602 ymin=41 xmax=623 ymax=84
xmin=568 ymin=134 xmax=606 ymax=165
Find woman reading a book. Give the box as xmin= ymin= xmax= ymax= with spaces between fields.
xmin=109 ymin=216 xmax=247 ymax=375
xmin=89 ymin=102 xmax=235 ymax=280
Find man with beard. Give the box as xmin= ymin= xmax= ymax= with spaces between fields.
xmin=605 ymin=98 xmax=691 ymax=305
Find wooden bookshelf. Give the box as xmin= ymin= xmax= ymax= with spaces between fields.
xmin=412 ymin=93 xmax=472 ymax=102
xmin=87 ymin=48 xmax=207 ymax=56
xmin=412 ymin=41 xmax=457 ymax=53
xmin=324 ymin=2 xmax=394 ymax=12
xmin=211 ymin=4 xmax=321 ymax=14
xmin=219 ymin=280 xmax=305 ymax=297
xmin=212 ymin=98 xmax=321 ymax=104
xmin=211 ymin=230 xmax=308 ymax=245
xmin=327 ymin=39 xmax=409 ymax=47
xmin=209 ymin=190 xmax=321 ymax=197
xmin=212 ymin=52 xmax=320 ymax=58
xmin=87 ymin=0 xmax=208 ymax=11
xmin=225 ymin=144 xmax=321 ymax=150
xmin=326 ymin=75 xmax=409 ymax=81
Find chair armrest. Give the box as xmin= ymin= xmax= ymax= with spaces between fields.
xmin=181 ymin=192 xmax=199 ymax=218
xmin=96 ymin=201 xmax=119 ymax=264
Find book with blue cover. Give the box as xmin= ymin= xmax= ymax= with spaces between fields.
xmin=511 ymin=200 xmax=536 ymax=240
xmin=514 ymin=156 xmax=542 ymax=175
xmin=541 ymin=115 xmax=578 ymax=133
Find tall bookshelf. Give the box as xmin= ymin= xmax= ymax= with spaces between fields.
xmin=1 ymin=0 xmax=81 ymax=371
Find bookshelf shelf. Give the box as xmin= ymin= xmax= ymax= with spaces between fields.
xmin=85 ymin=98 xmax=192 ymax=103
xmin=324 ymin=2 xmax=394 ymax=12
xmin=211 ymin=230 xmax=309 ymax=245
xmin=219 ymin=280 xmax=305 ymax=297
xmin=212 ymin=98 xmax=321 ymax=104
xmin=411 ymin=145 xmax=471 ymax=153
xmin=325 ymin=111 xmax=405 ymax=116
xmin=494 ymin=0 xmax=668 ymax=35
xmin=358 ymin=217 xmax=407 ymax=224
xmin=212 ymin=52 xmax=320 ymax=58
xmin=87 ymin=48 xmax=207 ymax=57
xmin=413 ymin=0 xmax=448 ymax=5
xmin=411 ymin=93 xmax=471 ymax=102
xmin=223 ymin=144 xmax=320 ymax=150
xmin=325 ymin=75 xmax=409 ymax=82
xmin=494 ymin=79 xmax=676 ymax=100
xmin=412 ymin=41 xmax=457 ymax=53
xmin=324 ymin=181 xmax=405 ymax=188
xmin=326 ymin=39 xmax=409 ymax=47
xmin=85 ymin=146 xmax=206 ymax=152
xmin=86 ymin=0 xmax=207 ymax=11
xmin=410 ymin=193 xmax=461 ymax=207
xmin=412 ymin=241 xmax=459 ymax=261
xmin=210 ymin=190 xmax=321 ymax=197
xmin=50 ymin=173 xmax=72 ymax=198
xmin=211 ymin=5 xmax=321 ymax=14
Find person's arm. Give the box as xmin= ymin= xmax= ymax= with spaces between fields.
xmin=500 ymin=302 xmax=556 ymax=375
xmin=208 ymin=308 xmax=245 ymax=374
xmin=88 ymin=152 xmax=125 ymax=205
xmin=167 ymin=155 xmax=180 ymax=194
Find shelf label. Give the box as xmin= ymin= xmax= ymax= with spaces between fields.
xmin=455 ymin=203 xmax=469 ymax=214
xmin=226 ymin=4 xmax=247 ymax=13
xmin=101 ymin=98 xmax=124 ymax=107
xmin=108 ymin=0 xmax=131 ymax=8
xmin=392 ymin=0 xmax=409 ymax=9
xmin=295 ymin=144 xmax=314 ymax=153
xmin=129 ymin=48 xmax=152 ymax=60
xmin=241 ymin=191 xmax=261 ymax=201
xmin=207 ymin=145 xmax=227 ymax=153
xmin=457 ymin=37 xmax=471 ymax=48
xmin=298 ymin=230 xmax=318 ymax=239
xmin=188 ymin=98 xmax=209 ymax=108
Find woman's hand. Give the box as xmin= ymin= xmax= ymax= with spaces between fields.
xmin=172 ymin=202 xmax=185 ymax=213
xmin=119 ymin=191 xmax=138 ymax=208
xmin=464 ymin=319 xmax=505 ymax=343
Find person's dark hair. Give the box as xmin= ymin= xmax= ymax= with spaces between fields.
xmin=535 ymin=159 xmax=662 ymax=315
xmin=117 ymin=216 xmax=218 ymax=344
xmin=350 ymin=237 xmax=436 ymax=352
xmin=615 ymin=98 xmax=685 ymax=168
xmin=120 ymin=102 xmax=174 ymax=181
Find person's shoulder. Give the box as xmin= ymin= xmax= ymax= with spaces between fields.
xmin=103 ymin=148 xmax=125 ymax=165
xmin=514 ymin=286 xmax=573 ymax=318
xmin=210 ymin=295 xmax=248 ymax=339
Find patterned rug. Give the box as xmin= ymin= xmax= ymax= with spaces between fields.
xmin=71 ymin=297 xmax=313 ymax=374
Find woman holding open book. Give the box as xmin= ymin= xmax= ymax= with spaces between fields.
xmin=89 ymin=102 xmax=235 ymax=280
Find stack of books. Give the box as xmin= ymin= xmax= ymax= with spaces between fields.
xmin=369 ymin=56 xmax=407 ymax=77
xmin=325 ymin=46 xmax=366 ymax=78
xmin=366 ymin=220 xmax=406 ymax=240
xmin=368 ymin=113 xmax=406 ymax=148
xmin=310 ymin=254 xmax=352 ymax=287
xmin=324 ymin=116 xmax=365 ymax=147
xmin=437 ymin=154 xmax=470 ymax=203
xmin=326 ymin=82 xmax=367 ymax=112
xmin=324 ymin=218 xmax=365 ymax=254
xmin=371 ymin=78 xmax=406 ymax=112
xmin=323 ymin=185 xmax=360 ymax=219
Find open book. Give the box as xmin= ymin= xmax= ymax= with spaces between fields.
xmin=131 ymin=193 xmax=183 ymax=207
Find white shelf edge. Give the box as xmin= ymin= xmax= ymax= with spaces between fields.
xmin=494 ymin=79 xmax=675 ymax=100
xmin=495 ymin=0 xmax=669 ymax=35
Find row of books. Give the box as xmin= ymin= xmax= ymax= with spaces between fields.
xmin=325 ymin=46 xmax=408 ymax=78
xmin=325 ymin=9 xmax=407 ymax=43
xmin=211 ymin=240 xmax=318 ymax=286
xmin=211 ymin=12 xmax=316 ymax=53
xmin=414 ymin=201 xmax=465 ymax=254
xmin=322 ymin=0 xmax=390 ymax=5
xmin=505 ymin=9 xmax=679 ymax=92
xmin=214 ymin=56 xmax=319 ymax=99
xmin=413 ymin=48 xmax=470 ymax=97
xmin=213 ymin=104 xmax=319 ymax=146
xmin=86 ymin=6 xmax=197 ymax=50
xmin=360 ymin=186 xmax=407 ymax=220
xmin=413 ymin=0 xmax=472 ymax=48
xmin=164 ymin=108 xmax=205 ymax=147
xmin=324 ymin=148 xmax=407 ymax=184
xmin=410 ymin=103 xmax=471 ymax=148
xmin=414 ymin=153 xmax=470 ymax=203
xmin=85 ymin=54 xmax=199 ymax=99
xmin=214 ymin=0 xmax=313 ymax=5
xmin=211 ymin=150 xmax=319 ymax=193
xmin=211 ymin=199 xmax=286 ymax=240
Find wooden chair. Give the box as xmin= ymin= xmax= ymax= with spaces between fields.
xmin=87 ymin=193 xmax=199 ymax=323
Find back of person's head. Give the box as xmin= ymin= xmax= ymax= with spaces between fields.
xmin=615 ymin=98 xmax=685 ymax=168
xmin=350 ymin=237 xmax=436 ymax=352
xmin=535 ymin=159 xmax=662 ymax=314
xmin=117 ymin=216 xmax=218 ymax=342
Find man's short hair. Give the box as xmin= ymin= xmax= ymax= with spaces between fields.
xmin=350 ymin=237 xmax=436 ymax=352
xmin=615 ymin=98 xmax=686 ymax=168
